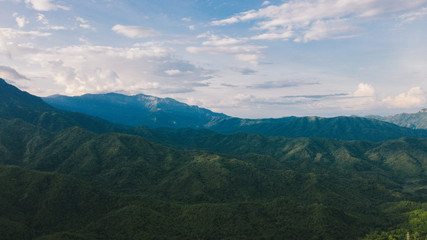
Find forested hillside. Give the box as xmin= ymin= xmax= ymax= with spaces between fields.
xmin=1 ymin=78 xmax=427 ymax=239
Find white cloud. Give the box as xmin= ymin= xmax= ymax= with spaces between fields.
xmin=319 ymin=84 xmax=426 ymax=112
xmin=353 ymin=83 xmax=375 ymax=97
xmin=0 ymin=28 xmax=51 ymax=40
xmin=399 ymin=7 xmax=427 ymax=24
xmin=36 ymin=13 xmax=66 ymax=30
xmin=112 ymin=24 xmax=159 ymax=38
xmin=187 ymin=45 xmax=265 ymax=65
xmin=37 ymin=13 xmax=48 ymax=24
xmin=79 ymin=24 xmax=91 ymax=29
xmin=2 ymin=41 xmax=212 ymax=95
xmin=0 ymin=28 xmax=51 ymax=57
xmin=295 ymin=19 xmax=362 ymax=42
xmin=48 ymin=25 xmax=66 ymax=30
xmin=15 ymin=15 xmax=29 ymax=28
xmin=211 ymin=16 xmax=239 ymax=26
xmin=251 ymin=31 xmax=293 ymax=40
xmin=382 ymin=87 xmax=425 ymax=108
xmin=189 ymin=25 xmax=195 ymax=30
xmin=75 ymin=17 xmax=95 ymax=30
xmin=165 ymin=69 xmax=182 ymax=76
xmin=211 ymin=0 xmax=427 ymax=42
xmin=261 ymin=1 xmax=270 ymax=6
xmin=201 ymin=34 xmax=245 ymax=46
xmin=49 ymin=60 xmax=122 ymax=94
xmin=189 ymin=33 xmax=262 ymax=64
xmin=181 ymin=17 xmax=191 ymax=22
xmin=24 ymin=0 xmax=70 ymax=11
xmin=76 ymin=17 xmax=88 ymax=23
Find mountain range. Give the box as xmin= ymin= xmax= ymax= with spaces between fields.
xmin=368 ymin=110 xmax=427 ymax=129
xmin=43 ymin=93 xmax=228 ymax=128
xmin=1 ymin=77 xmax=427 ymax=239
xmin=44 ymin=91 xmax=427 ymax=142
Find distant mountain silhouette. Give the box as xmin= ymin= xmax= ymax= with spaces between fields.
xmin=0 ymin=78 xmax=119 ymax=133
xmin=44 ymin=89 xmax=427 ymax=142
xmin=368 ymin=110 xmax=427 ymax=129
xmin=44 ymin=93 xmax=229 ymax=128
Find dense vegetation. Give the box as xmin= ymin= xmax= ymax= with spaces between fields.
xmin=1 ymin=78 xmax=427 ymax=239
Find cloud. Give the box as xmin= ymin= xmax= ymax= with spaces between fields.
xmin=211 ymin=17 xmax=240 ymax=26
xmin=382 ymin=87 xmax=425 ymax=108
xmin=112 ymin=24 xmax=159 ymax=38
xmin=398 ymin=7 xmax=427 ymax=24
xmin=0 ymin=28 xmax=51 ymax=57
xmin=261 ymin=1 xmax=270 ymax=6
xmin=0 ymin=65 xmax=29 ymax=81
xmin=48 ymin=25 xmax=66 ymax=30
xmin=34 ymin=13 xmax=66 ymax=30
xmin=3 ymin=41 xmax=213 ymax=95
xmin=37 ymin=13 xmax=48 ymax=24
xmin=165 ymin=69 xmax=182 ymax=76
xmin=14 ymin=14 xmax=29 ymax=28
xmin=221 ymin=83 xmax=238 ymax=88
xmin=248 ymin=80 xmax=319 ymax=89
xmin=251 ymin=31 xmax=293 ymax=40
xmin=76 ymin=17 xmax=87 ymax=24
xmin=181 ymin=17 xmax=191 ymax=22
xmin=302 ymin=83 xmax=426 ymax=112
xmin=353 ymin=83 xmax=375 ymax=97
xmin=49 ymin=60 xmax=123 ymax=94
xmin=24 ymin=0 xmax=70 ymax=11
xmin=187 ymin=45 xmax=265 ymax=65
xmin=231 ymin=67 xmax=257 ymax=75
xmin=201 ymin=33 xmax=246 ymax=46
xmin=79 ymin=24 xmax=91 ymax=29
xmin=0 ymin=28 xmax=51 ymax=41
xmin=282 ymin=93 xmax=348 ymax=99
xmin=211 ymin=0 xmax=427 ymax=42
xmin=295 ymin=19 xmax=362 ymax=43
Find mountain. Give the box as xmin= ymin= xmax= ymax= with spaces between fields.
xmin=43 ymin=91 xmax=427 ymax=142
xmin=2 ymin=78 xmax=427 ymax=239
xmin=207 ymin=116 xmax=427 ymax=142
xmin=43 ymin=93 xmax=229 ymax=128
xmin=368 ymin=109 xmax=427 ymax=130
xmin=0 ymin=78 xmax=120 ymax=133
xmin=1 ymin=117 xmax=426 ymax=240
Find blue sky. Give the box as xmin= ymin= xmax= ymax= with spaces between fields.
xmin=1 ymin=0 xmax=427 ymax=118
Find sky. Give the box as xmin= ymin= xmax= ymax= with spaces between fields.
xmin=0 ymin=0 xmax=427 ymax=118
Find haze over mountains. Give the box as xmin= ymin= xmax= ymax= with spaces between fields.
xmin=368 ymin=110 xmax=427 ymax=130
xmin=43 ymin=93 xmax=228 ymax=128
xmin=1 ymin=77 xmax=427 ymax=239
xmin=44 ymin=91 xmax=427 ymax=142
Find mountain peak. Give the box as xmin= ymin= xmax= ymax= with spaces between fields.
xmin=43 ymin=92 xmax=230 ymax=128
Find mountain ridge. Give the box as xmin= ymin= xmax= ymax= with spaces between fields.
xmin=43 ymin=89 xmax=427 ymax=142
xmin=368 ymin=110 xmax=427 ymax=130
xmin=43 ymin=92 xmax=229 ymax=128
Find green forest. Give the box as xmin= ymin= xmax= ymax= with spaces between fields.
xmin=1 ymin=78 xmax=427 ymax=239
